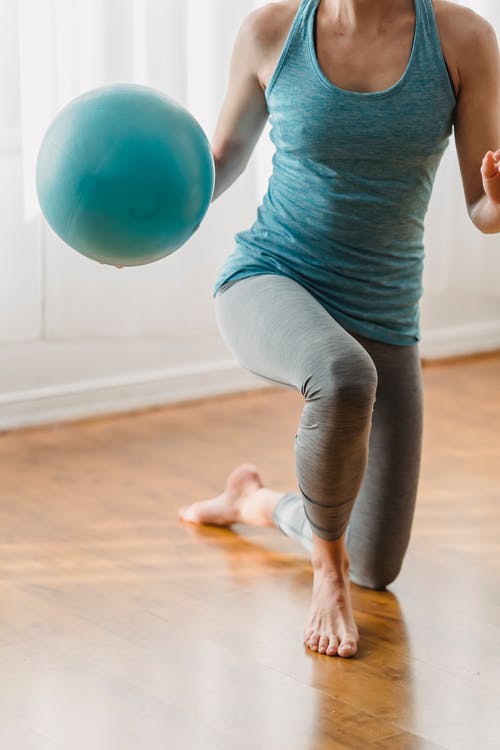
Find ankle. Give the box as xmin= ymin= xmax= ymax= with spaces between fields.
xmin=311 ymin=532 xmax=350 ymax=577
xmin=312 ymin=562 xmax=350 ymax=586
xmin=238 ymin=487 xmax=284 ymax=527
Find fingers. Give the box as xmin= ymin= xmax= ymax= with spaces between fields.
xmin=482 ymin=151 xmax=500 ymax=179
xmin=484 ymin=149 xmax=500 ymax=162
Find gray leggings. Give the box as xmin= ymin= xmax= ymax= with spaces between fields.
xmin=214 ymin=273 xmax=423 ymax=590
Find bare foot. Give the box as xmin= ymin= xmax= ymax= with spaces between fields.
xmin=178 ymin=463 xmax=283 ymax=528
xmin=304 ymin=565 xmax=360 ymax=658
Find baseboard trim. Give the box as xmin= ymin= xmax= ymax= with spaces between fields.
xmin=0 ymin=360 xmax=269 ymax=433
xmin=2 ymin=320 xmax=500 ymax=432
xmin=421 ymin=320 xmax=500 ymax=360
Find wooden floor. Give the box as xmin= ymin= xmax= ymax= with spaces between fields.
xmin=1 ymin=351 xmax=499 ymax=750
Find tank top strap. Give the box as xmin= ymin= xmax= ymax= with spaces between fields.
xmin=264 ymin=0 xmax=312 ymax=102
xmin=419 ymin=0 xmax=442 ymax=44
xmin=414 ymin=0 xmax=457 ymax=104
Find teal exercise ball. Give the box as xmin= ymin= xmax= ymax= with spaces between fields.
xmin=36 ymin=83 xmax=215 ymax=267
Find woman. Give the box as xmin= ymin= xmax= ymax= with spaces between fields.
xmin=179 ymin=0 xmax=500 ymax=658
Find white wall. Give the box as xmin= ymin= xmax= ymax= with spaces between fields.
xmin=1 ymin=0 xmax=499 ymax=432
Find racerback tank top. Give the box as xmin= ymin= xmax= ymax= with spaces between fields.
xmin=212 ymin=0 xmax=457 ymax=346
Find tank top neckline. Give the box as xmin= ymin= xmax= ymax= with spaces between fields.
xmin=307 ymin=0 xmax=422 ymax=99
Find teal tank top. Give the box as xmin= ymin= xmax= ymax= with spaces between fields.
xmin=212 ymin=0 xmax=457 ymax=346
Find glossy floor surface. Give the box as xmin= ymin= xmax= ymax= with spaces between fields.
xmin=0 ymin=351 xmax=499 ymax=749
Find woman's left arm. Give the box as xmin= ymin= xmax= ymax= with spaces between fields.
xmin=453 ymin=13 xmax=500 ymax=234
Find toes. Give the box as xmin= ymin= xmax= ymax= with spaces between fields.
xmin=317 ymin=635 xmax=329 ymax=654
xmin=305 ymin=632 xmax=356 ymax=657
xmin=338 ymin=640 xmax=358 ymax=657
xmin=308 ymin=633 xmax=320 ymax=651
xmin=178 ymin=503 xmax=198 ymax=522
xmin=326 ymin=635 xmax=339 ymax=656
xmin=305 ymin=633 xmax=345 ymax=656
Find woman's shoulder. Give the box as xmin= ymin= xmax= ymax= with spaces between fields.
xmin=433 ymin=0 xmax=497 ymax=60
xmin=246 ymin=0 xmax=301 ymax=45
xmin=251 ymin=1 xmax=302 ymax=91
xmin=432 ymin=0 xmax=496 ymax=100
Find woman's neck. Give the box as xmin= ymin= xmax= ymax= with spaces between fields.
xmin=322 ymin=0 xmax=412 ymax=32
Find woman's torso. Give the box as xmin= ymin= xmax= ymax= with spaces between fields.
xmin=212 ymin=0 xmax=458 ymax=346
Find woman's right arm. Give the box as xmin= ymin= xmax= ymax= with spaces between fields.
xmin=210 ymin=7 xmax=272 ymax=203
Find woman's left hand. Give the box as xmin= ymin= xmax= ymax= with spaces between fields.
xmin=481 ymin=149 xmax=500 ymax=205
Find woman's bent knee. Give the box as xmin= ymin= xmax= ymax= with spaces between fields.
xmin=350 ymin=564 xmax=401 ymax=590
xmin=318 ymin=350 xmax=378 ymax=404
